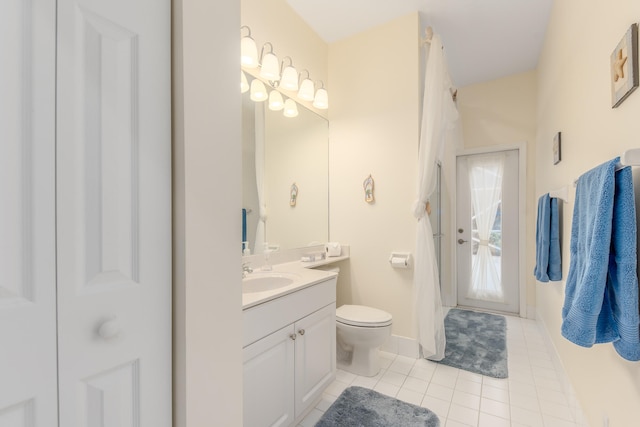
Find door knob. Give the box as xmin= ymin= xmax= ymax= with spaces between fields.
xmin=290 ymin=334 xmax=297 ymax=340
xmin=298 ymin=329 xmax=305 ymax=336
xmin=98 ymin=317 xmax=121 ymax=339
xmin=457 ymin=238 xmax=468 ymax=245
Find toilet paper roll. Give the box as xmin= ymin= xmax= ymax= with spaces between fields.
xmin=390 ymin=257 xmax=408 ymax=268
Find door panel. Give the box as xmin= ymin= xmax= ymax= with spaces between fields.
xmin=0 ymin=0 xmax=58 ymax=423
xmin=56 ymin=0 xmax=171 ymax=425
xmin=456 ymin=150 xmax=519 ymax=314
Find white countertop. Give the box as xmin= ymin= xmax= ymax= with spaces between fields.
xmin=242 ymin=261 xmax=338 ymax=310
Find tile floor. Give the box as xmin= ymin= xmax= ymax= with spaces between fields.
xmin=298 ymin=313 xmax=587 ymax=427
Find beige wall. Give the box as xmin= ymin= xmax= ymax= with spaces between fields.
xmin=328 ymin=13 xmax=421 ymax=338
xmin=456 ymin=71 xmax=538 ymax=316
xmin=536 ymin=1 xmax=640 ymax=425
xmin=172 ymin=0 xmax=243 ymax=425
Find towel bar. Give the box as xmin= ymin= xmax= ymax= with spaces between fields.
xmin=573 ymin=148 xmax=640 ymax=187
xmin=548 ymin=186 xmax=569 ymax=203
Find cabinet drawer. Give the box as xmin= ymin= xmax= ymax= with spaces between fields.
xmin=243 ymin=278 xmax=336 ymax=347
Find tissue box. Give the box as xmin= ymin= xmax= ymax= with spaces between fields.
xmin=325 ymin=242 xmax=341 ymax=257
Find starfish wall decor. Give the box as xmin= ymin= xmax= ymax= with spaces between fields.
xmin=611 ymin=23 xmax=638 ymax=108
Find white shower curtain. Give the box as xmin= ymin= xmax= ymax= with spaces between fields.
xmin=254 ymin=102 xmax=266 ymax=253
xmin=467 ymin=154 xmax=505 ymax=302
xmin=413 ymin=34 xmax=459 ymax=361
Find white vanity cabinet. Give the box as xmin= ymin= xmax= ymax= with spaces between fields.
xmin=243 ymin=277 xmax=337 ymax=427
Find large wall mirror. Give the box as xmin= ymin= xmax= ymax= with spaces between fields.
xmin=242 ymin=76 xmax=329 ymax=255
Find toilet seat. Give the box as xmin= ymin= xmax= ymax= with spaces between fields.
xmin=336 ymin=305 xmax=392 ymax=328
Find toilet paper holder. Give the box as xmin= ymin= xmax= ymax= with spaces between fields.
xmin=389 ymin=252 xmax=411 ymax=269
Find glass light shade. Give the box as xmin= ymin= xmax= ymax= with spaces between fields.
xmin=268 ymin=91 xmax=284 ymax=111
xmin=280 ymin=66 xmax=299 ymax=91
xmin=241 ymin=36 xmax=258 ymax=68
xmin=250 ymin=79 xmax=268 ymax=102
xmin=283 ymin=99 xmax=298 ymax=117
xmin=240 ymin=71 xmax=249 ymax=93
xmin=312 ymin=88 xmax=328 ymax=109
xmin=297 ymin=78 xmax=315 ymax=101
xmin=260 ymin=52 xmax=280 ymax=81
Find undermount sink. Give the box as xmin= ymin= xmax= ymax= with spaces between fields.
xmin=242 ymin=272 xmax=301 ymax=293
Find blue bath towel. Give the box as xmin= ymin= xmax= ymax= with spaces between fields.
xmin=562 ymin=158 xmax=640 ymax=361
xmin=607 ymin=167 xmax=639 ymax=360
xmin=534 ymin=194 xmax=562 ymax=282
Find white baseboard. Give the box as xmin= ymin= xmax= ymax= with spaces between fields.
xmin=381 ymin=335 xmax=420 ymax=358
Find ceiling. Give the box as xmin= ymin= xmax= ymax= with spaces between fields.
xmin=286 ymin=0 xmax=553 ymax=87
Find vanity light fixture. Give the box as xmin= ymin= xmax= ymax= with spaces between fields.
xmin=250 ymin=79 xmax=268 ymax=102
xmin=268 ymin=90 xmax=284 ymax=111
xmin=240 ymin=26 xmax=258 ymax=68
xmin=279 ymin=57 xmax=299 ymax=91
xmin=297 ymin=69 xmax=315 ymax=101
xmin=312 ymin=81 xmax=328 ymax=109
xmin=283 ymin=98 xmax=299 ymax=117
xmin=259 ymin=42 xmax=280 ymax=81
xmin=241 ymin=71 xmax=249 ymax=93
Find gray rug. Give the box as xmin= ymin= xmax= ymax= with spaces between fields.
xmin=315 ymin=386 xmax=440 ymax=427
xmin=437 ymin=309 xmax=508 ymax=378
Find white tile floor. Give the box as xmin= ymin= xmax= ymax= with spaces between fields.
xmin=298 ymin=314 xmax=587 ymax=427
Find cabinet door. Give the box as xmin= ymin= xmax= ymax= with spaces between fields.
xmin=0 ymin=0 xmax=58 ymax=424
xmin=294 ymin=303 xmax=336 ymax=418
xmin=243 ymin=325 xmax=296 ymax=427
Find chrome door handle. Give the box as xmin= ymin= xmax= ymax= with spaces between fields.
xmin=457 ymin=238 xmax=468 ymax=245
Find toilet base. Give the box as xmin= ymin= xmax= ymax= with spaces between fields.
xmin=337 ymin=347 xmax=382 ymax=377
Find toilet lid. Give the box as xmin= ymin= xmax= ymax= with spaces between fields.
xmin=336 ymin=305 xmax=392 ymax=327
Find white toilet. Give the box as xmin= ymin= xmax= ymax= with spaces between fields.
xmin=336 ymin=304 xmax=392 ymax=377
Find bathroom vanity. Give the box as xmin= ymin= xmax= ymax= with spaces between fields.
xmin=242 ymin=265 xmax=337 ymax=427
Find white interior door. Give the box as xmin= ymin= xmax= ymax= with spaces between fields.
xmin=56 ymin=0 xmax=172 ymax=425
xmin=0 ymin=0 xmax=58 ymax=425
xmin=456 ymin=150 xmax=519 ymax=314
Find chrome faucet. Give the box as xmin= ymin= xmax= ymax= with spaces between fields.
xmin=242 ymin=262 xmax=253 ymax=278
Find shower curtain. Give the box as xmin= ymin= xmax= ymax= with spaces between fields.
xmin=413 ymin=33 xmax=459 ymax=360
xmin=254 ymin=102 xmax=266 ymax=253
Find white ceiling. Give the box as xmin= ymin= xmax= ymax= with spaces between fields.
xmin=286 ymin=0 xmax=553 ymax=87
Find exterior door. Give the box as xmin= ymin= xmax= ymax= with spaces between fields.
xmin=456 ymin=150 xmax=519 ymax=314
xmin=56 ymin=0 xmax=172 ymax=425
xmin=0 ymin=0 xmax=58 ymax=424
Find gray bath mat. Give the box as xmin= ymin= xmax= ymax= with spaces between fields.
xmin=437 ymin=308 xmax=508 ymax=378
xmin=315 ymin=386 xmax=440 ymax=427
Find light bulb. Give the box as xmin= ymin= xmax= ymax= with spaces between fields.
xmin=312 ymin=88 xmax=328 ymax=109
xmin=280 ymin=66 xmax=299 ymax=91
xmin=260 ymin=52 xmax=280 ymax=81
xmin=241 ymin=36 xmax=258 ymax=68
xmin=298 ymin=78 xmax=315 ymax=101
xmin=283 ymin=99 xmax=298 ymax=117
xmin=250 ymin=79 xmax=268 ymax=102
xmin=268 ymin=91 xmax=284 ymax=111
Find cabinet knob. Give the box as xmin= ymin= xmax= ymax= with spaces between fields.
xmin=289 ymin=334 xmax=297 ymax=340
xmin=298 ymin=329 xmax=305 ymax=336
